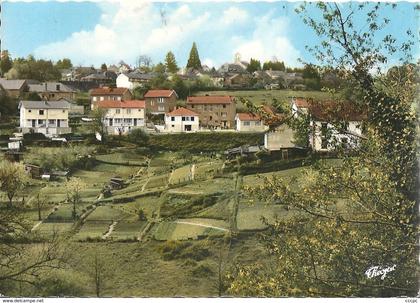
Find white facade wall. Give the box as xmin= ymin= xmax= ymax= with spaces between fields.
xmin=164 ymin=115 xmax=199 ymax=133
xmin=19 ymin=106 xmax=71 ymax=136
xmin=235 ymin=117 xmax=267 ymax=132
xmin=116 ymin=74 xmax=133 ymax=90
xmin=310 ymin=121 xmax=362 ymax=151
xmin=103 ymin=107 xmax=145 ymax=135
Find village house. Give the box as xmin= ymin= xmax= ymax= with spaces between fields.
xmin=186 ymin=95 xmax=236 ymax=129
xmin=144 ymin=89 xmax=178 ymax=115
xmin=291 ymin=98 xmax=366 ymax=151
xmin=96 ymin=99 xmax=145 ymax=135
xmin=19 ymin=100 xmax=71 ymax=137
xmin=81 ymin=71 xmax=117 ymax=85
xmin=90 ymin=87 xmax=133 ymax=109
xmin=28 ymin=82 xmax=76 ymax=101
xmin=235 ymin=112 xmax=268 ymax=132
xmin=164 ymin=107 xmax=199 ymax=133
xmin=116 ymin=72 xmax=155 ymax=89
xmin=0 ymin=79 xmax=28 ymax=98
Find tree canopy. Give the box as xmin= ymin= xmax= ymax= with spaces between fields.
xmin=186 ymin=42 xmax=202 ymax=70
xmin=165 ymin=51 xmax=179 ymax=73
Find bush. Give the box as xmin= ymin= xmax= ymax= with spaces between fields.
xmin=35 ymin=272 xmax=87 ymax=297
xmin=148 ymin=132 xmax=264 ymax=152
xmin=159 ymin=241 xmax=211 ymax=261
xmin=191 ymin=263 xmax=214 ymax=277
xmin=128 ymin=128 xmax=149 ymax=147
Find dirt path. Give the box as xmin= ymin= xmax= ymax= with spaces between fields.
xmin=175 ymin=221 xmax=229 ymax=232
xmin=102 ymin=221 xmax=118 ymax=239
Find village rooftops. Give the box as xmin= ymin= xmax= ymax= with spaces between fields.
xmin=90 ymin=87 xmax=129 ymax=96
xmin=96 ymin=100 xmax=145 ymax=109
xmin=167 ymin=107 xmax=199 ymax=117
xmin=144 ymin=89 xmax=177 ymax=98
xmin=295 ymin=98 xmax=367 ymax=121
xmin=0 ymin=78 xmax=27 ymax=90
xmin=186 ymin=95 xmax=234 ymax=104
xmin=236 ymin=112 xmax=261 ymax=121
xmin=28 ymin=82 xmax=75 ymax=93
xmin=19 ymin=100 xmax=70 ymax=109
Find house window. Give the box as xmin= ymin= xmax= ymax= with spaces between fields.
xmin=138 ymin=109 xmax=142 ymax=112
xmin=127 ymin=109 xmax=131 ymax=114
xmin=191 ymin=117 xmax=195 ymax=121
xmin=48 ymin=119 xmax=55 ymax=125
xmin=117 ymin=96 xmax=121 ymax=101
xmin=39 ymin=110 xmax=44 ymax=115
xmin=28 ymin=110 xmax=32 ymax=113
xmin=115 ymin=118 xmax=122 ymax=124
xmin=171 ymin=125 xmax=175 ymax=128
xmin=182 ymin=117 xmax=186 ymax=121
xmin=93 ymin=97 xmax=97 ymax=101
xmin=151 ymin=101 xmax=154 ymax=106
xmin=158 ymin=97 xmax=165 ymax=103
xmin=158 ymin=106 xmax=165 ymax=111
xmin=171 ymin=117 xmax=175 ymax=121
xmin=124 ymin=118 xmax=131 ymax=124
xmin=221 ymin=112 xmax=227 ymax=117
xmin=244 ymin=121 xmax=251 ymax=126
xmin=62 ymin=110 xmax=65 ymax=113
xmin=255 ymin=121 xmax=261 ymax=126
xmin=191 ymin=105 xmax=194 ymax=108
xmin=38 ymin=119 xmax=44 ymax=125
xmin=223 ymin=104 xmax=226 ymax=108
xmin=100 ymin=97 xmax=104 ymax=101
xmin=116 ymin=109 xmax=121 ymax=114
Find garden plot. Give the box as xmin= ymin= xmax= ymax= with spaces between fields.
xmin=236 ymin=204 xmax=295 ymax=231
xmin=85 ymin=205 xmax=131 ymax=221
xmin=115 ymin=195 xmax=161 ymax=219
xmin=46 ymin=202 xmax=92 ymax=222
xmin=194 ymin=161 xmax=223 ymax=179
xmin=194 ymin=196 xmax=234 ymax=221
xmin=153 ymin=218 xmax=228 ymax=241
xmin=169 ymin=165 xmax=192 ymax=185
xmin=95 ymin=152 xmax=147 ymax=166
xmin=35 ymin=222 xmax=74 ymax=237
xmin=74 ymin=221 xmax=112 ymax=240
xmin=108 ymin=221 xmax=148 ymax=241
xmin=168 ymin=177 xmax=235 ymax=196
xmin=144 ymin=174 xmax=169 ymax=190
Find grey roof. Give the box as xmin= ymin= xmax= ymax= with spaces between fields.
xmin=126 ymin=71 xmax=155 ymax=80
xmin=28 ymin=82 xmax=75 ymax=93
xmin=0 ymin=78 xmax=27 ymax=90
xmin=19 ymin=100 xmax=71 ymax=109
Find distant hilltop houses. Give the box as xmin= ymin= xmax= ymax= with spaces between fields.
xmin=0 ymin=49 xmax=366 ymax=155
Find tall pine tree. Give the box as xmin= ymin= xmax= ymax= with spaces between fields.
xmin=165 ymin=51 xmax=179 ymax=73
xmin=186 ymin=42 xmax=202 ymax=70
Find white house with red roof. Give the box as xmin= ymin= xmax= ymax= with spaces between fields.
xmin=164 ymin=107 xmax=199 ymax=133
xmin=96 ymin=99 xmax=145 ymax=135
xmin=90 ymin=87 xmax=133 ymax=109
xmin=235 ymin=112 xmax=267 ymax=132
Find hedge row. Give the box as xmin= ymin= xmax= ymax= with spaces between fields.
xmin=148 ymin=132 xmax=264 ymax=152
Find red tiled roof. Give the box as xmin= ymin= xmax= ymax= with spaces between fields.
xmin=167 ymin=107 xmax=199 ymax=116
xmin=308 ymin=100 xmax=367 ymax=121
xmin=236 ymin=112 xmax=261 ymax=121
xmin=90 ymin=87 xmax=129 ymax=96
xmin=96 ymin=100 xmax=145 ymax=109
xmin=144 ymin=90 xmax=176 ymax=98
xmin=187 ymin=95 xmax=233 ymax=104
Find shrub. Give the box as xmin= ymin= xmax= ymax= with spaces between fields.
xmin=191 ymin=263 xmax=214 ymax=277
xmin=35 ymin=272 xmax=87 ymax=297
xmin=159 ymin=241 xmax=211 ymax=261
xmin=128 ymin=128 xmax=149 ymax=147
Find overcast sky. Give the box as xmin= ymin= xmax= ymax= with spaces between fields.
xmin=2 ymin=1 xmax=418 ymax=68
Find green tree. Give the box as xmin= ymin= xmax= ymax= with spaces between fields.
xmin=65 ymin=178 xmax=86 ymax=220
xmin=186 ymin=42 xmax=202 ymax=70
xmin=0 ymin=50 xmax=13 ymax=75
xmin=262 ymin=60 xmax=286 ymax=71
xmin=228 ymin=2 xmax=417 ymax=297
xmin=55 ymin=58 xmax=73 ymax=70
xmin=0 ymin=162 xmax=27 ymax=208
xmin=127 ymin=128 xmax=149 ymax=147
xmin=100 ymin=63 xmax=107 ymax=72
xmin=246 ymin=58 xmax=261 ymax=73
xmin=89 ymin=108 xmax=108 ymax=142
xmin=165 ymin=51 xmax=179 ymax=73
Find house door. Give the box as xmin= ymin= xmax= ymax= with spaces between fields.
xmin=184 ymin=125 xmax=192 ymax=132
xmin=133 ymin=119 xmax=137 ymax=126
xmin=109 ymin=119 xmax=113 ymax=126
xmin=57 ymin=120 xmax=61 ymax=127
xmin=31 ymin=120 xmax=35 ymax=127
